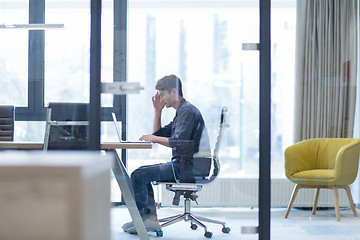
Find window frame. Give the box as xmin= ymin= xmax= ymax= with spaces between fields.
xmin=15 ymin=0 xmax=125 ymax=124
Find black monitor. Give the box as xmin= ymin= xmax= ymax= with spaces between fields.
xmin=47 ymin=102 xmax=89 ymax=150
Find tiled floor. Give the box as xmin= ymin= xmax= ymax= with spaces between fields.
xmin=111 ymin=206 xmax=360 ymax=240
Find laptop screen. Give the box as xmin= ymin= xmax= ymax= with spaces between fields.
xmin=112 ymin=112 xmax=151 ymax=143
xmin=111 ymin=112 xmax=122 ymax=141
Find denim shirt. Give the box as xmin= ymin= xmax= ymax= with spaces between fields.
xmin=153 ymin=98 xmax=210 ymax=163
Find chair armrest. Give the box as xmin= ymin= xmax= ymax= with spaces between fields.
xmin=333 ymin=139 xmax=360 ymax=185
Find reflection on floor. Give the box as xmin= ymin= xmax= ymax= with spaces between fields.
xmin=111 ymin=206 xmax=360 ymax=240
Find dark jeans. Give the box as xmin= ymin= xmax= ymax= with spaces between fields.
xmin=130 ymin=162 xmax=180 ymax=218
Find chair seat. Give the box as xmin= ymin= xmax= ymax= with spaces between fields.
xmin=293 ymin=169 xmax=335 ymax=180
xmin=154 ymin=180 xmax=202 ymax=191
xmin=166 ymin=183 xmax=202 ymax=191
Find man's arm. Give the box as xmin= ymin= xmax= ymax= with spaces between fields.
xmin=153 ymin=109 xmax=162 ymax=133
xmin=139 ymin=93 xmax=171 ymax=147
xmin=152 ymin=93 xmax=164 ymax=132
xmin=139 ymin=134 xmax=170 ymax=147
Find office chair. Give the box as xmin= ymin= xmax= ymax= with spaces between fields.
xmin=284 ymin=138 xmax=360 ymax=221
xmin=0 ymin=105 xmax=14 ymax=141
xmin=44 ymin=102 xmax=89 ymax=151
xmin=154 ymin=107 xmax=230 ymax=238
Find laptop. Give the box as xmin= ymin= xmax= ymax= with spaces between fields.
xmin=111 ymin=112 xmax=150 ymax=143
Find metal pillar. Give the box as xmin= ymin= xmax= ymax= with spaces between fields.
xmin=89 ymin=0 xmax=102 ymax=151
xmin=259 ymin=0 xmax=271 ymax=239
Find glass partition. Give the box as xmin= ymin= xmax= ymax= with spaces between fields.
xmin=126 ymin=2 xmax=295 ymax=179
xmin=44 ymin=0 xmax=114 ymax=107
xmin=0 ymin=0 xmax=28 ymax=107
xmin=126 ymin=0 xmax=262 ymax=238
xmin=2 ymin=0 xmax=360 ymax=239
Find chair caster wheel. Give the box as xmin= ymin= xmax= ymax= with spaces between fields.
xmin=222 ymin=227 xmax=231 ymax=233
xmin=204 ymin=231 xmax=213 ymax=238
xmin=190 ymin=223 xmax=198 ymax=230
xmin=156 ymin=230 xmax=163 ymax=237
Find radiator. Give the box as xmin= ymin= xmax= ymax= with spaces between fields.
xmin=159 ymin=178 xmax=350 ymax=207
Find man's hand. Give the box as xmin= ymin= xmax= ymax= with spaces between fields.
xmin=139 ymin=134 xmax=170 ymax=147
xmin=152 ymin=93 xmax=165 ymax=112
xmin=139 ymin=134 xmax=156 ymax=142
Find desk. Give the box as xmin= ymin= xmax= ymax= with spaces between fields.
xmin=0 ymin=141 xmax=152 ymax=240
xmin=0 ymin=142 xmax=43 ymax=149
xmin=0 ymin=141 xmax=152 ymax=150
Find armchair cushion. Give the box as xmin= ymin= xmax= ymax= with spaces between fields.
xmin=292 ymin=169 xmax=335 ymax=183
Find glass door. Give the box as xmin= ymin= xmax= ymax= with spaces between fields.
xmin=126 ymin=0 xmax=264 ymax=239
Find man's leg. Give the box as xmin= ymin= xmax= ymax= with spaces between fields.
xmin=146 ymin=183 xmax=157 ymax=218
xmin=123 ymin=162 xmax=176 ymax=233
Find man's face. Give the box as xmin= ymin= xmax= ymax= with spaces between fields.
xmin=158 ymin=89 xmax=176 ymax=108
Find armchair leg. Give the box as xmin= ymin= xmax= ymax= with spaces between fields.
xmin=286 ymin=184 xmax=357 ymax=221
xmin=333 ymin=186 xmax=340 ymax=221
xmin=344 ymin=185 xmax=358 ymax=217
xmin=285 ymin=184 xmax=301 ymax=218
xmin=312 ymin=188 xmax=320 ymax=215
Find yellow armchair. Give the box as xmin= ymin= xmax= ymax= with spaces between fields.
xmin=284 ymin=138 xmax=360 ymax=221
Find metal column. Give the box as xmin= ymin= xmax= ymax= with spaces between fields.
xmin=89 ymin=0 xmax=102 ymax=151
xmin=259 ymin=0 xmax=271 ymax=239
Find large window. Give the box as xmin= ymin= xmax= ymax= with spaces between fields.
xmin=0 ymin=1 xmax=28 ymax=107
xmin=0 ymin=0 xmax=118 ymax=142
xmin=45 ymin=0 xmax=114 ymax=107
xmin=0 ymin=0 xmax=296 ymax=177
xmin=127 ymin=1 xmax=296 ymax=178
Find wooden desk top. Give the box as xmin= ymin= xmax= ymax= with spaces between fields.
xmin=101 ymin=142 xmax=152 ymax=149
xmin=0 ymin=141 xmax=152 ymax=150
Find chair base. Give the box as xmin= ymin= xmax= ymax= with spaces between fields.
xmin=284 ymin=184 xmax=358 ymax=221
xmin=159 ymin=198 xmax=229 ymax=237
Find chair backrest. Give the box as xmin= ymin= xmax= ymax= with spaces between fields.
xmin=214 ymin=106 xmax=228 ymax=159
xmin=201 ymin=106 xmax=228 ymax=183
xmin=0 ymin=105 xmax=14 ymax=141
xmin=44 ymin=102 xmax=89 ymax=150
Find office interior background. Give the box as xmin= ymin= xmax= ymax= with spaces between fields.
xmin=2 ymin=0 xmax=294 ymax=176
xmin=2 ymin=0 xmax=360 ymax=239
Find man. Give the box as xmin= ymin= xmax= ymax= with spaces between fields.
xmin=122 ymin=74 xmax=210 ymax=234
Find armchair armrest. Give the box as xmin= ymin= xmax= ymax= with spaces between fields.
xmin=333 ymin=139 xmax=360 ymax=185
